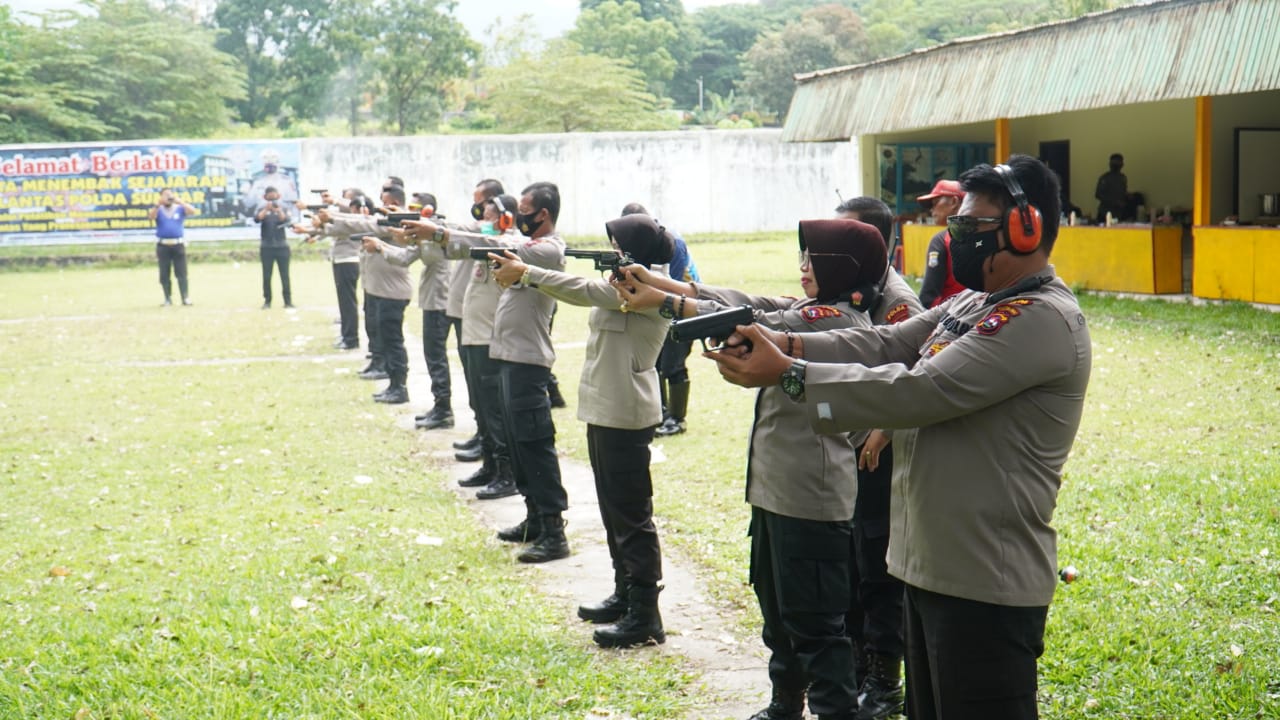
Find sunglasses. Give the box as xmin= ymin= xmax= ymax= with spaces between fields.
xmin=946 ymin=215 xmax=1004 ymax=244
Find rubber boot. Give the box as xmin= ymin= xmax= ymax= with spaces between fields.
xmin=592 ymin=584 xmax=665 ymax=648
xmin=578 ymin=579 xmax=629 ymax=623
xmin=517 ymin=514 xmax=569 ymax=563
xmin=655 ymin=380 xmax=689 ymax=436
xmin=747 ymin=687 xmax=806 ymax=720
xmin=854 ymin=654 xmax=903 ymax=720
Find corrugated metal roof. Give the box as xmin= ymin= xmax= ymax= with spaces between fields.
xmin=782 ymin=0 xmax=1280 ymax=142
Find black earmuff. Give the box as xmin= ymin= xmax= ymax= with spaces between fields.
xmin=994 ymin=164 xmax=1042 ymax=254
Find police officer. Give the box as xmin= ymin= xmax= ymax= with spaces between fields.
xmin=292 ymin=190 xmax=362 ymax=351
xmin=449 ymin=179 xmax=506 ymax=459
xmin=834 ymin=196 xmax=924 ymax=719
xmin=915 ymin=180 xmax=966 ymax=309
xmin=319 ymin=185 xmax=414 ymax=404
xmin=453 ymin=194 xmax=519 ymax=500
xmin=616 ymin=218 xmax=888 ymax=720
xmin=404 ymin=181 xmax=571 ymax=564
xmin=708 ymin=155 xmax=1092 ymax=720
xmin=492 ymin=212 xmax=674 ymax=649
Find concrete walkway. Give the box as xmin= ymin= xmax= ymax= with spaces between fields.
xmin=392 ymin=343 xmax=771 ymax=719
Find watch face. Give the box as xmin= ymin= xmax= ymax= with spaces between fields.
xmin=781 ymin=371 xmax=804 ymax=398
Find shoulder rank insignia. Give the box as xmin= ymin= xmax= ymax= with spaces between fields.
xmin=801 ymin=305 xmax=842 ymax=322
xmin=976 ymin=298 xmax=1035 ymax=336
xmin=885 ymin=303 xmax=911 ymax=325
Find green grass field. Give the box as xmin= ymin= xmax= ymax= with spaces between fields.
xmin=2 ymin=237 xmax=1278 ymax=719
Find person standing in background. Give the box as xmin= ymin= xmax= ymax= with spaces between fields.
xmin=1094 ymin=153 xmax=1127 ymax=223
xmin=256 ymin=186 xmax=293 ymax=309
xmin=148 ymin=188 xmax=197 ymax=307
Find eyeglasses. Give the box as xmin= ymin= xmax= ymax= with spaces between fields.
xmin=946 ymin=215 xmax=1004 ymax=245
xmin=798 ymin=250 xmax=861 ymax=271
xmin=798 ymin=250 xmax=811 ymax=268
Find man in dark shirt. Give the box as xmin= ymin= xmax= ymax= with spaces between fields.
xmin=1094 ymin=153 xmax=1127 ymax=223
xmin=256 ymin=186 xmax=293 ymax=309
xmin=916 ymin=180 xmax=966 ymax=309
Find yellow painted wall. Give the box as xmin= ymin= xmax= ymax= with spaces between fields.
xmin=1194 ymin=226 xmax=1280 ymax=303
xmin=902 ymin=224 xmax=938 ymax=278
xmin=1009 ymin=100 xmax=1196 ymax=220
xmin=1053 ymin=226 xmax=1182 ymax=293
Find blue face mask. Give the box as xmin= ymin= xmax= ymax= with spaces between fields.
xmin=479 ymin=221 xmax=498 ymax=236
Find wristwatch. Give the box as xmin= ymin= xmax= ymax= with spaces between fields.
xmin=780 ymin=359 xmax=808 ymax=401
xmin=432 ymin=226 xmax=446 ymax=244
xmin=658 ymin=294 xmax=676 ymax=319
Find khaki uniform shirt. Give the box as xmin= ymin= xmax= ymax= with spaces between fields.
xmin=381 ymin=240 xmax=449 ymax=312
xmin=694 ymin=284 xmax=871 ymax=522
xmin=460 ymin=229 xmax=517 ymax=347
xmin=325 ymin=213 xmax=412 ymax=301
xmin=871 ymin=268 xmax=924 ymax=327
xmin=524 ymin=267 xmax=669 ymax=430
xmin=446 ymin=220 xmax=481 ymax=319
xmin=799 ymin=269 xmax=1091 ymax=606
xmin=444 ymin=230 xmax=565 ymax=368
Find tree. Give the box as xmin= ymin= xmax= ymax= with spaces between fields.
xmin=366 ymin=0 xmax=478 ymax=135
xmin=568 ymin=0 xmax=679 ymax=100
xmin=740 ymin=4 xmax=872 ymax=119
xmin=0 ymin=6 xmax=111 ymax=142
xmin=212 ymin=0 xmax=345 ymax=128
xmin=23 ymin=0 xmax=243 ymax=140
xmin=581 ymin=0 xmax=684 ymax=24
xmin=481 ymin=41 xmax=674 ymax=133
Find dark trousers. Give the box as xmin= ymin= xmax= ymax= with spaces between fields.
xmin=750 ymin=507 xmax=858 ymax=715
xmin=587 ymin=424 xmax=661 ymax=586
xmin=260 ymin=245 xmax=291 ymax=304
xmin=156 ymin=242 xmax=189 ymax=300
xmin=367 ymin=294 xmax=409 ymax=384
xmin=847 ymin=441 xmax=905 ymax=668
xmin=495 ymin=360 xmax=565 ymax=514
xmin=363 ymin=292 xmax=380 ymax=368
xmin=656 ymin=337 xmax=692 ymax=384
xmin=461 ymin=344 xmax=507 ymax=462
xmin=421 ymin=309 xmax=452 ymax=408
xmin=904 ymin=585 xmax=1048 ymax=720
xmin=332 ymin=262 xmax=359 ymax=347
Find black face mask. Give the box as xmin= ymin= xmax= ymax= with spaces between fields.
xmin=470 ymin=202 xmax=485 ymax=220
xmin=948 ymin=228 xmax=1003 ymax=292
xmin=516 ymin=210 xmax=543 ymax=237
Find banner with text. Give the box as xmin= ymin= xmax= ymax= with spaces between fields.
xmin=0 ymin=140 xmax=303 ymax=245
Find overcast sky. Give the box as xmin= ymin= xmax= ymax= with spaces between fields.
xmin=2 ymin=0 xmax=757 ymax=40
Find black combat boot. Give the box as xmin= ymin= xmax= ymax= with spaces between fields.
xmin=452 ymin=434 xmax=481 ymax=451
xmin=358 ymin=359 xmax=388 ymax=380
xmin=373 ymin=383 xmax=408 ymax=404
xmin=592 ymin=584 xmax=665 ymax=648
xmin=854 ymin=654 xmax=903 ymax=720
xmin=747 ymin=687 xmax=806 ymax=720
xmin=497 ymin=513 xmax=544 ymax=543
xmin=578 ymin=579 xmax=629 ymax=623
xmin=415 ymin=404 xmax=454 ymax=429
xmin=654 ymin=380 xmax=689 ymax=436
xmin=517 ymin=514 xmax=569 ymax=563
xmin=457 ymin=459 xmax=494 ymax=488
xmin=475 ymin=459 xmax=518 ymax=500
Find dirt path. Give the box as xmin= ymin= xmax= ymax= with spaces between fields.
xmin=399 ymin=356 xmax=770 ymax=719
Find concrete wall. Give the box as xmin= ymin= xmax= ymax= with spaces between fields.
xmin=299 ymin=129 xmax=860 ymax=237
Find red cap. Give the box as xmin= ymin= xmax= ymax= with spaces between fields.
xmin=917 ymin=180 xmax=964 ymax=202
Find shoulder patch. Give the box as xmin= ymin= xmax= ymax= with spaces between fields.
xmin=927 ymin=251 xmax=940 ymax=268
xmin=801 ymin=305 xmax=843 ymax=323
xmin=924 ymin=340 xmax=951 ymax=358
xmin=885 ymin=303 xmax=911 ymax=325
xmin=976 ymin=298 xmax=1035 ymax=336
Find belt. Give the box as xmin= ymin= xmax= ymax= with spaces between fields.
xmin=157 ymin=239 xmax=184 ymax=246
xmin=333 ymin=256 xmax=361 ymax=264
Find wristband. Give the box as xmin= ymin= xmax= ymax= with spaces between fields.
xmin=785 ymin=331 xmax=795 ymax=358
xmin=677 ymin=295 xmax=687 ymax=318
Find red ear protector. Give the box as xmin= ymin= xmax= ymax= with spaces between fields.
xmin=491 ymin=195 xmax=514 ymax=232
xmin=994 ymin=164 xmax=1042 ymax=254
